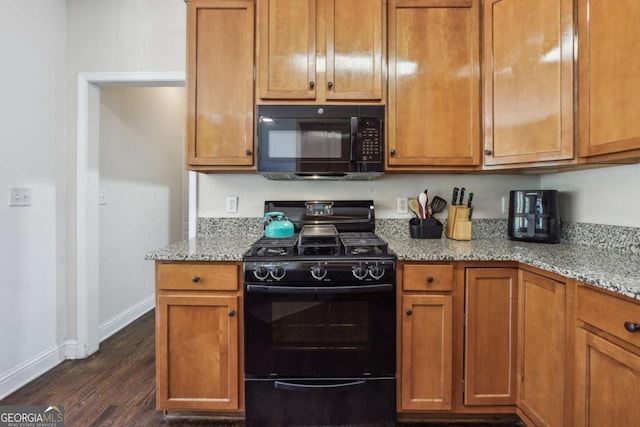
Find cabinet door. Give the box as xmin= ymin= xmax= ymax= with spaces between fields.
xmin=325 ymin=0 xmax=384 ymax=100
xmin=575 ymin=329 xmax=640 ymax=427
xmin=483 ymin=0 xmax=574 ymax=166
xmin=156 ymin=294 xmax=240 ymax=410
xmin=578 ymin=0 xmax=640 ymax=158
xmin=400 ymin=294 xmax=453 ymax=411
xmin=517 ymin=271 xmax=565 ymax=426
xmin=465 ymin=268 xmax=518 ymax=406
xmin=257 ymin=0 xmax=317 ymax=99
xmin=186 ymin=0 xmax=255 ymax=168
xmin=388 ymin=0 xmax=480 ymax=168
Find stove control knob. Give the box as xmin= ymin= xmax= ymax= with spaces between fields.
xmin=369 ymin=265 xmax=386 ymax=280
xmin=253 ymin=266 xmax=270 ymax=281
xmin=311 ymin=265 xmax=327 ymax=280
xmin=270 ymin=265 xmax=286 ymax=280
xmin=352 ymin=265 xmax=368 ymax=280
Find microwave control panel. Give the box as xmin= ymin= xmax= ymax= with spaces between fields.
xmin=356 ymin=119 xmax=382 ymax=163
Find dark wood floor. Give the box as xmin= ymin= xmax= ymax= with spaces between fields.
xmin=1 ymin=310 xmax=521 ymax=427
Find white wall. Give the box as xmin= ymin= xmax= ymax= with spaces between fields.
xmin=98 ymin=87 xmax=185 ymax=337
xmin=0 ymin=0 xmax=66 ymax=398
xmin=541 ymin=163 xmax=640 ymax=227
xmin=198 ymin=173 xmax=539 ymax=219
xmin=65 ymin=0 xmax=186 ymax=343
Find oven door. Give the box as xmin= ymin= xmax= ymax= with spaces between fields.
xmin=244 ymin=283 xmax=395 ymax=377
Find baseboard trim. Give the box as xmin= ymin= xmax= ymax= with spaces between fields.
xmin=0 ymin=342 xmax=70 ymax=401
xmin=98 ymin=296 xmax=155 ymax=342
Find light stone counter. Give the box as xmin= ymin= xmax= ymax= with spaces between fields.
xmin=145 ymin=218 xmax=640 ymax=301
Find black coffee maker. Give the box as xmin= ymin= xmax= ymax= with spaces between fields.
xmin=508 ymin=190 xmax=561 ymax=243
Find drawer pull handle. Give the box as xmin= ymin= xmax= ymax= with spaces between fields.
xmin=426 ymin=276 xmax=434 ymax=283
xmin=624 ymin=321 xmax=640 ymax=332
xmin=405 ymin=309 xmax=413 ymax=316
xmin=228 ymin=310 xmax=236 ymax=317
xmin=192 ymin=276 xmax=200 ymax=283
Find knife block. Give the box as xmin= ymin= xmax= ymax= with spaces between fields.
xmin=445 ymin=205 xmax=472 ymax=240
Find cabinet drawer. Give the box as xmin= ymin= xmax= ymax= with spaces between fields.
xmin=157 ymin=263 xmax=239 ymax=291
xmin=577 ymin=285 xmax=640 ymax=348
xmin=403 ymin=264 xmax=453 ymax=292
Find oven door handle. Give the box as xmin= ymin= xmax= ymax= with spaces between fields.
xmin=246 ymin=284 xmax=393 ymax=294
xmin=274 ymin=379 xmax=366 ymax=393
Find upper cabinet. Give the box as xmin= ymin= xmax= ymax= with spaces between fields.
xmin=185 ymin=0 xmax=255 ymax=171
xmin=578 ymin=0 xmax=640 ymax=160
xmin=256 ymin=0 xmax=385 ymax=103
xmin=482 ymin=0 xmax=574 ymax=168
xmin=387 ymin=0 xmax=481 ymax=170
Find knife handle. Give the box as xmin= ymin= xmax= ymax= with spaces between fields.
xmin=452 ymin=187 xmax=459 ymax=205
xmin=459 ymin=188 xmax=465 ymax=206
xmin=467 ymin=192 xmax=474 ymax=208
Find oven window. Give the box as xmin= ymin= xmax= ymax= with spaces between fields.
xmin=244 ymin=289 xmax=395 ymax=377
xmin=271 ymin=301 xmax=369 ymax=350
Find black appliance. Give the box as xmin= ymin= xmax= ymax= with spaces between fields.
xmin=243 ymin=200 xmax=396 ymax=427
xmin=508 ymin=190 xmax=561 ymax=243
xmin=256 ymin=105 xmax=385 ymax=180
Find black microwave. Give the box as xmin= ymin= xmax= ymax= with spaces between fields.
xmin=256 ymin=105 xmax=385 ymax=180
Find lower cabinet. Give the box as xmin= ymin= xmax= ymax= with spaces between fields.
xmin=464 ymin=268 xmax=518 ymax=406
xmin=517 ymin=270 xmax=566 ymax=426
xmin=155 ymin=262 xmax=243 ymax=412
xmin=399 ymin=264 xmax=454 ymax=411
xmin=574 ymin=284 xmax=640 ymax=427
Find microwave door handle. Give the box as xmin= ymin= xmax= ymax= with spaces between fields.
xmin=350 ymin=117 xmax=358 ymax=162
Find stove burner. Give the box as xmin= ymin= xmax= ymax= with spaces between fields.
xmin=340 ymin=232 xmax=388 ymax=255
xmin=249 ymin=234 xmax=298 ymax=256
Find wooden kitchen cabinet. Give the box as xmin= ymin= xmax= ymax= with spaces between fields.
xmin=399 ymin=263 xmax=453 ymax=411
xmin=464 ymin=268 xmax=518 ymax=406
xmin=256 ymin=0 xmax=384 ymax=102
xmin=577 ymin=0 xmax=640 ymax=160
xmin=516 ymin=270 xmax=566 ymax=426
xmin=482 ymin=0 xmax=574 ymax=168
xmin=387 ymin=0 xmax=481 ymax=170
xmin=574 ymin=284 xmax=640 ymax=427
xmin=185 ymin=0 xmax=255 ymax=171
xmin=155 ymin=262 xmax=243 ymax=412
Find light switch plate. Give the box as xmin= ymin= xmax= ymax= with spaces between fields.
xmin=9 ymin=187 xmax=31 ymax=206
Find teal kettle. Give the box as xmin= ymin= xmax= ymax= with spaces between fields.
xmin=263 ymin=212 xmax=295 ymax=238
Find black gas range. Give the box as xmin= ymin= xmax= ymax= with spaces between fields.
xmin=243 ymin=200 xmax=396 ymax=427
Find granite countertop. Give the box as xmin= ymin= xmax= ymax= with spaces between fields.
xmin=379 ymin=233 xmax=640 ymax=300
xmin=146 ymin=233 xmax=640 ymax=301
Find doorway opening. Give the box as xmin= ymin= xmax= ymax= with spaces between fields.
xmin=75 ymin=72 xmax=194 ymax=358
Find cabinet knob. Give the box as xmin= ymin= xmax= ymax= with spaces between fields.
xmin=484 ymin=149 xmax=492 ymax=155
xmin=192 ymin=276 xmax=200 ymax=283
xmin=624 ymin=321 xmax=640 ymax=332
xmin=405 ymin=309 xmax=413 ymax=316
xmin=228 ymin=309 xmax=236 ymax=317
xmin=426 ymin=276 xmax=434 ymax=283
xmin=309 ymin=81 xmax=315 ymax=89
xmin=390 ymin=149 xmax=396 ymax=156
xmin=327 ymin=81 xmax=334 ymax=89
xmin=245 ymin=149 xmax=252 ymax=155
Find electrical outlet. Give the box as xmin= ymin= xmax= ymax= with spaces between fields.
xmin=98 ymin=189 xmax=107 ymax=205
xmin=226 ymin=196 xmax=238 ymax=213
xmin=501 ymin=196 xmax=508 ymax=214
xmin=397 ymin=197 xmax=409 ymax=214
xmin=9 ymin=187 xmax=31 ymax=206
